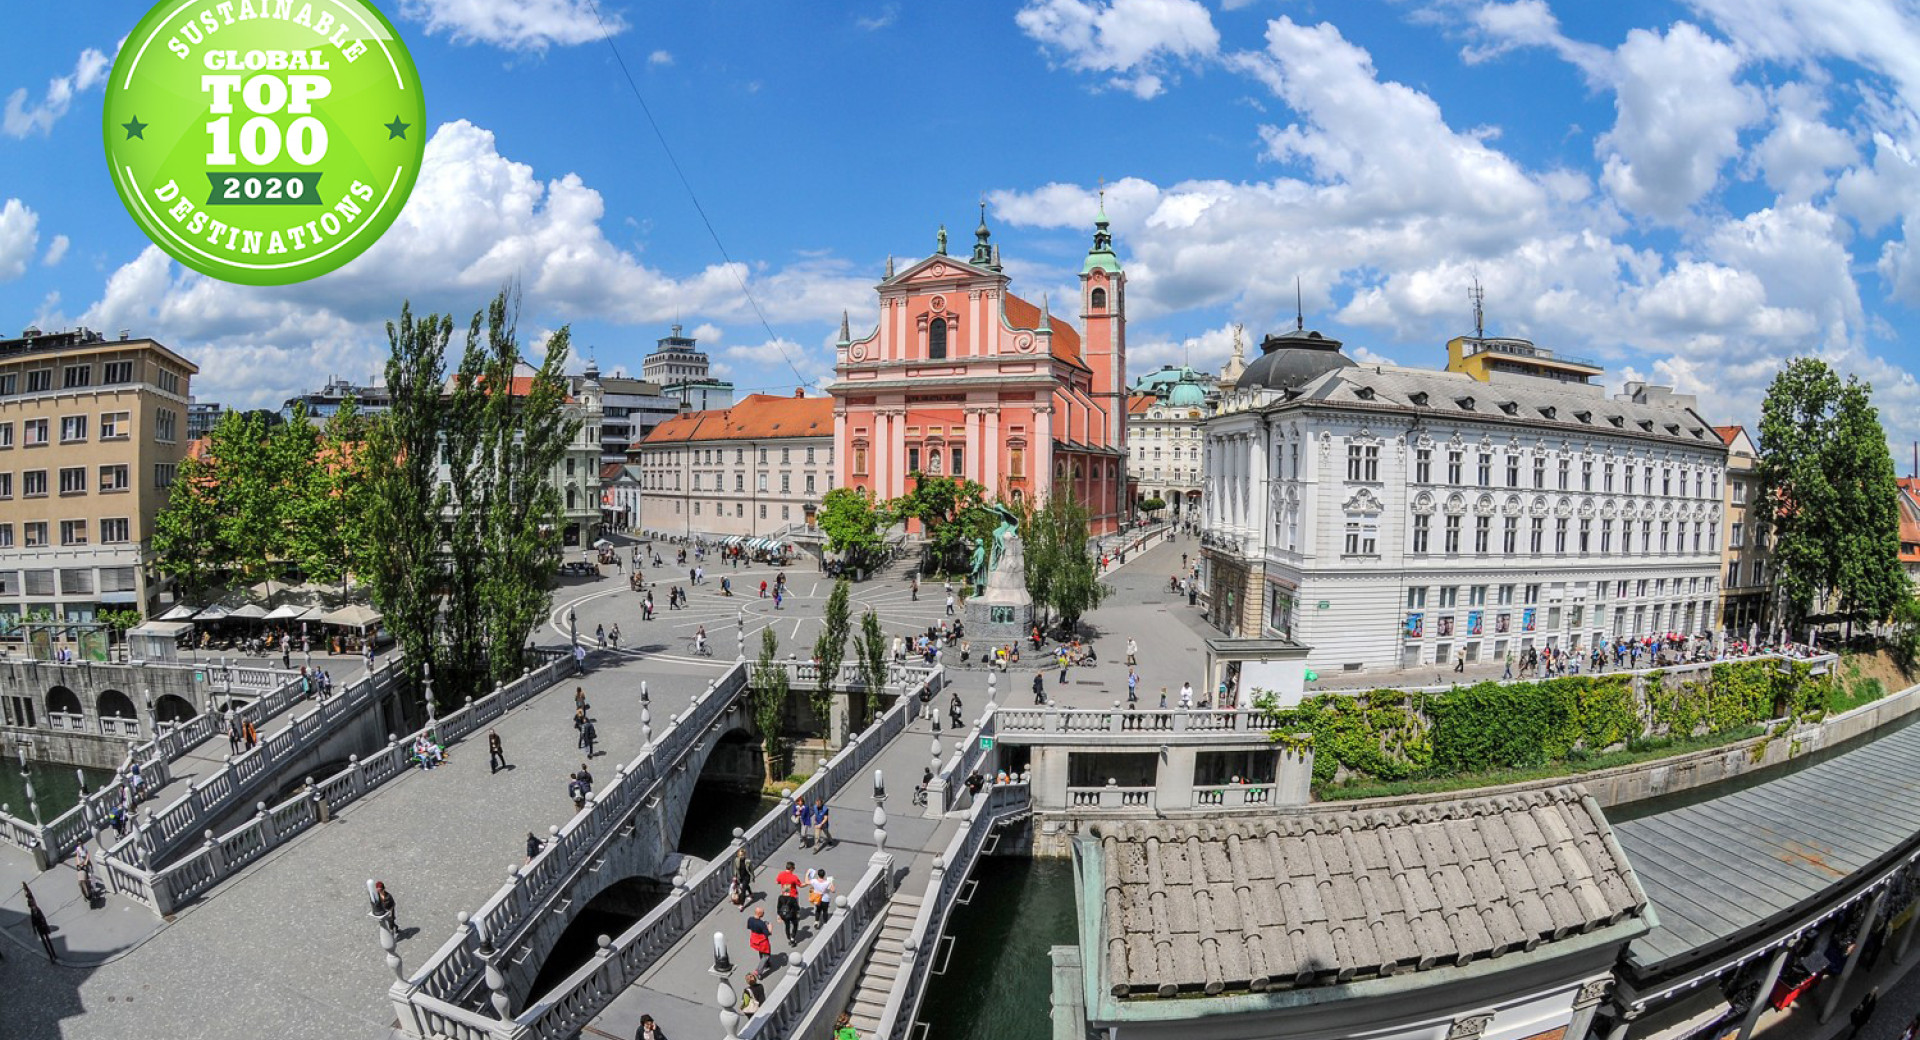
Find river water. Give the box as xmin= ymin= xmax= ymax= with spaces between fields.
xmin=0 ymin=759 xmax=116 ymax=820
xmin=920 ymin=856 xmax=1078 ymax=1040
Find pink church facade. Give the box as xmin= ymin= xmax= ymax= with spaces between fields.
xmin=829 ymin=211 xmax=1129 ymax=535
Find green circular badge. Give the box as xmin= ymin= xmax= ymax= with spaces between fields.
xmin=103 ymin=0 xmax=426 ymax=286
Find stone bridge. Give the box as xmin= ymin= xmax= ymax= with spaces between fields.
xmin=391 ymin=660 xmax=941 ymax=1037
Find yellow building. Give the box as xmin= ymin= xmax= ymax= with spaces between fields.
xmin=0 ymin=327 xmax=197 ymax=627
xmin=1445 ymin=335 xmax=1604 ymax=386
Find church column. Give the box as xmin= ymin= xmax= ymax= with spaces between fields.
xmin=874 ymin=410 xmax=891 ymax=498
xmin=985 ymin=409 xmax=1001 ymax=492
xmin=892 ymin=408 xmax=908 ymax=500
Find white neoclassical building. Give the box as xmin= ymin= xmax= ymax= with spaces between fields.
xmin=1201 ymin=326 xmax=1729 ymax=683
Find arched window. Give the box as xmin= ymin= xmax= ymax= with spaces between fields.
xmin=1090 ymin=287 xmax=1107 ymax=310
xmin=928 ymin=318 xmax=948 ymax=360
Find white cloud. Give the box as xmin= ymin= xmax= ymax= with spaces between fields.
xmin=0 ymin=199 xmax=41 ymax=281
xmin=1597 ymin=23 xmax=1765 ymax=221
xmin=42 ymin=234 xmax=69 ymax=268
xmin=68 ymin=121 xmax=871 ymax=409
xmin=1751 ymin=81 xmax=1857 ymax=202
xmin=397 ymin=0 xmax=623 ymax=50
xmin=1462 ymin=0 xmax=1611 ymax=77
xmin=648 ymin=49 xmax=674 ymax=66
xmin=1015 ymin=0 xmax=1219 ymax=98
xmin=4 ymin=47 xmax=109 ymax=137
xmin=856 ymin=4 xmax=899 ymax=30
xmin=709 ymin=335 xmax=834 ymax=391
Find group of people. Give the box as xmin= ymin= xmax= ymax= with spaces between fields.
xmin=410 ymin=733 xmax=447 ymax=770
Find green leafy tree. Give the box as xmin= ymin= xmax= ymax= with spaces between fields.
xmin=811 ymin=579 xmax=852 ymax=741
xmin=1756 ymin=359 xmax=1910 ymax=633
xmin=817 ymin=486 xmax=889 ymax=572
xmin=152 ymin=448 xmax=226 ymax=598
xmin=301 ymin=396 xmax=372 ymax=589
xmin=896 ymin=474 xmax=994 ymax=577
xmin=1891 ymin=597 xmax=1920 ymax=673
xmin=751 ymin=625 xmax=791 ymax=777
xmin=851 ymin=608 xmax=890 ymax=729
xmin=97 ymin=609 xmax=144 ymax=642
xmin=1021 ymin=487 xmax=1110 ymax=633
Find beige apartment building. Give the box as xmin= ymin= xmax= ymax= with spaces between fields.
xmin=633 ymin=393 xmax=834 ymax=540
xmin=1715 ymin=425 xmax=1774 ymax=639
xmin=0 ymin=328 xmax=197 ymax=627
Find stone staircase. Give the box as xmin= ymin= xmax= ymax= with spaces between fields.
xmin=844 ymin=892 xmax=923 ymax=1036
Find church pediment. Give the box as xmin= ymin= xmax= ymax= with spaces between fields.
xmin=884 ymin=253 xmax=1007 ymax=290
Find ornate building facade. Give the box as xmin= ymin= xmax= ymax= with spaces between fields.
xmin=1125 ymin=365 xmax=1210 ymax=518
xmin=829 ymin=209 xmax=1128 ymax=534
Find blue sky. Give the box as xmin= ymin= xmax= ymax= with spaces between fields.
xmin=3 ymin=0 xmax=1920 ymax=457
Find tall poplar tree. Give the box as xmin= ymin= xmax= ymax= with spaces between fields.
xmin=812 ymin=579 xmax=852 ymax=740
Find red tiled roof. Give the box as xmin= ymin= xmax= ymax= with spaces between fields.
xmin=1711 ymin=425 xmax=1743 ymax=446
xmin=1899 ymin=478 xmax=1920 ymax=562
xmin=599 ymin=462 xmax=625 ymax=481
xmin=638 ymin=394 xmax=833 ymax=446
xmin=1127 ymin=394 xmax=1154 ymax=415
xmin=1003 ymin=292 xmax=1085 ymax=367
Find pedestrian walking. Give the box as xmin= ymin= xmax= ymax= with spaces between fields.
xmin=798 ymin=799 xmax=815 ymax=846
xmin=369 ymin=879 xmax=399 ymax=934
xmin=1848 ymin=988 xmax=1881 ymax=1040
xmin=1032 ymin=672 xmax=1046 ymax=706
xmin=526 ymin=832 xmax=544 ymax=862
xmin=582 ymin=719 xmax=598 ymax=758
xmin=568 ymin=773 xmax=587 ymax=810
xmin=1159 ymin=687 xmax=1168 ymax=708
xmin=488 ymin=730 xmax=506 ymax=773
xmin=813 ymin=798 xmax=833 ymax=848
xmin=739 ymin=970 xmax=766 ymax=1015
xmin=1453 ymin=648 xmax=1466 ymax=674
xmin=595 ymin=623 xmax=606 ymax=649
xmin=636 ymin=1014 xmax=669 ymax=1040
xmin=75 ymin=849 xmax=95 ymax=906
xmin=243 ymin=719 xmax=258 ymax=749
xmin=1125 ymin=637 xmax=1137 ymax=666
xmin=610 ymin=623 xmax=621 ymax=651
xmin=808 ymin=868 xmax=835 ymax=925
xmin=747 ymin=905 xmax=775 ymax=975
xmin=945 ymin=592 xmax=955 ymax=616
xmin=833 ymin=1010 xmax=859 ymax=1040
xmin=24 ymin=884 xmax=55 ymax=961
xmin=573 ymin=643 xmax=587 ymax=671
xmin=1179 ymin=682 xmax=1194 ymax=709
xmin=775 ymin=862 xmax=803 ymax=944
xmin=1127 ymin=670 xmax=1139 ymax=706
xmin=227 ymin=718 xmax=242 ymax=755
xmin=732 ymin=848 xmax=753 ymax=907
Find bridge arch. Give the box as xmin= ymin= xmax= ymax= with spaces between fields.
xmin=46 ymin=685 xmax=81 ymax=716
xmin=96 ymin=688 xmax=137 ymax=723
xmin=154 ymin=693 xmax=196 ymax=725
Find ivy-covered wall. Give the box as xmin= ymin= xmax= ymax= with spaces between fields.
xmin=1264 ymin=659 xmax=1833 ymax=787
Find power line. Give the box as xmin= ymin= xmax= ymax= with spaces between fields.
xmin=582 ymin=0 xmax=817 ymax=391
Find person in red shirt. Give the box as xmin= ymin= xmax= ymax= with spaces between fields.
xmin=773 ymin=861 xmax=803 ymax=944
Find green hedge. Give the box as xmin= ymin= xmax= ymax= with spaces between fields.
xmin=1265 ymin=660 xmax=1825 ymax=789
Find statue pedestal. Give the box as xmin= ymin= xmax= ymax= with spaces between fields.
xmin=964 ymin=532 xmax=1034 ymax=644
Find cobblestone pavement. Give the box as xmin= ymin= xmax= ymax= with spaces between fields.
xmin=0 ymin=642 xmax=718 ymax=1040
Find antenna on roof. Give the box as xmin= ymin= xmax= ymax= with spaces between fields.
xmin=1469 ymin=277 xmax=1485 ymax=340
xmin=1295 ymin=277 xmax=1304 ymax=333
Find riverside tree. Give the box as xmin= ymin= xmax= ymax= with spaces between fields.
xmin=1754 ymin=358 xmax=1910 ymax=634
xmin=1020 ymin=488 xmax=1109 ymax=634
xmin=812 ymin=578 xmax=852 ymax=741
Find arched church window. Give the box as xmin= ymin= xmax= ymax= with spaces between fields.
xmin=1090 ymin=287 xmax=1107 ymax=310
xmin=928 ymin=318 xmax=948 ymax=359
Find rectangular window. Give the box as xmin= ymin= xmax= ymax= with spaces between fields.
xmin=757 ymin=473 xmax=768 ymax=492
xmin=1474 ymin=515 xmax=1490 ymax=553
xmin=782 ymin=505 xmax=791 ymax=520
xmin=24 ymin=522 xmax=47 ymax=547
xmin=1441 ymin=586 xmax=1460 ymax=609
xmin=59 ymin=520 xmax=86 ymax=545
xmin=759 ymin=448 xmax=768 ymax=465
xmin=1498 ymin=584 xmax=1514 ymax=606
xmin=60 ymin=415 xmax=85 ymax=442
xmin=1660 ymin=520 xmax=1671 ymax=552
xmin=1447 ymin=450 xmax=1462 ymax=485
xmin=1524 ymin=583 xmax=1540 ymax=604
xmin=1529 ymin=517 xmax=1544 ymax=553
xmin=154 ymin=463 xmax=176 ymax=489
xmin=0 ymin=422 xmax=10 ymax=448
xmin=1731 ymin=522 xmax=1743 ymax=547
xmin=1732 ymin=480 xmax=1746 ymax=505
xmin=1502 ymin=516 xmax=1517 ymax=553
xmin=1693 ymin=522 xmax=1703 ymax=552
xmin=58 ymin=467 xmax=85 ymax=494
xmin=100 ymin=411 xmax=128 ymax=439
xmin=1506 ymin=454 xmax=1519 ymax=487
xmin=1581 ymin=460 xmax=1593 ymax=491
xmin=155 ymin=408 xmax=177 ymax=442
xmin=805 ymin=447 xmax=815 ymax=464
xmin=805 ymin=474 xmax=816 ymax=494
xmin=1009 ymin=448 xmax=1024 ymax=477
xmin=780 ymin=474 xmax=790 ymax=493
xmin=23 ymin=470 xmax=46 ymax=497
xmin=907 ymin=447 xmax=920 ymax=473
xmin=0 ymin=473 xmax=9 ymax=499
xmin=0 ymin=524 xmax=10 ymax=548
xmin=103 ymin=361 xmax=133 ymax=384
xmin=1604 ymin=463 xmax=1614 ymax=492
xmin=1347 ymin=443 xmax=1379 ymax=482
xmin=1415 ymin=448 xmax=1431 ymax=483
xmin=759 ymin=504 xmax=767 ymax=519
xmin=62 ymin=364 xmax=91 ymax=389
xmin=1624 ymin=463 xmax=1635 ymax=492
xmin=853 ymin=447 xmax=868 ymax=475
xmin=1709 ymin=522 xmax=1718 ymax=551
xmin=951 ymin=445 xmax=964 ymax=475
xmin=1622 ymin=522 xmax=1633 ymax=554
xmin=1406 ymin=586 xmax=1427 ymax=609
xmin=1728 ymin=561 xmax=1741 ymax=587
xmin=1533 ymin=456 xmax=1546 ymax=489
xmin=99 ymin=518 xmax=129 ymax=543
xmin=99 ymin=464 xmax=128 ymax=492
xmin=1444 ymin=515 xmax=1461 ymax=553
xmin=23 ymin=418 xmax=48 ymax=446
xmin=1578 ymin=518 xmax=1591 ymax=553
xmin=1601 ymin=518 xmax=1613 ymax=553
xmin=781 ymin=448 xmax=790 ymax=464
xmin=155 ymin=368 xmax=179 ymax=394
xmin=1478 ymin=452 xmax=1492 ymax=487
xmin=1470 ymin=585 xmax=1487 ymax=607
xmin=1662 ymin=469 xmax=1672 ymax=496
xmin=1558 ymin=458 xmax=1570 ymax=490
xmin=1641 ymin=520 xmax=1652 ymax=550
xmin=25 ymin=369 xmax=51 ymax=393
xmin=1554 ymin=517 xmax=1568 ymax=553
xmin=0 ymin=373 xmax=14 ymax=394
xmin=735 ymin=473 xmax=745 ymax=492
xmin=1412 ymin=514 xmax=1430 ymax=553
xmin=1643 ymin=467 xmax=1654 ymax=495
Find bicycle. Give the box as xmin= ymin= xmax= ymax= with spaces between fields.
xmin=693 ymin=639 xmax=713 ymax=658
xmin=911 ymin=784 xmax=929 ymax=808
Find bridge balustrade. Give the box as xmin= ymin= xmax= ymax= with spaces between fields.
xmin=741 ymin=859 xmax=893 ymax=1040
xmin=1193 ymin=784 xmax=1272 ymax=807
xmin=874 ymin=782 xmax=1032 ymax=1040
xmin=1067 ymin=785 xmax=1155 ymax=809
xmin=992 ymin=706 xmax=1283 ymax=737
xmin=405 ymin=676 xmax=933 ymax=1039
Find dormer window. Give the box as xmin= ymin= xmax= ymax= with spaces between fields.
xmin=1456 ymin=397 xmax=1475 ymax=411
xmin=1608 ymin=415 xmax=1625 ymax=428
xmin=1638 ymin=419 xmax=1655 ymax=432
xmin=1665 ymin=423 xmax=1680 ymax=435
xmin=1574 ymin=410 xmax=1591 ymax=424
xmin=1355 ymin=386 xmax=1376 ymax=400
xmin=1409 ymin=391 xmax=1429 ymax=407
xmin=1539 ymin=406 xmax=1556 ymax=420
xmin=1499 ymin=401 xmax=1518 ymax=416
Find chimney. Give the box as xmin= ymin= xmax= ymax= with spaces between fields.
xmin=793 ymin=387 xmax=804 ymax=398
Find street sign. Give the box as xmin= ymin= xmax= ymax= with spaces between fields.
xmin=979 ymin=736 xmax=994 ymax=750
xmin=1317 ymin=600 xmax=1330 ymax=610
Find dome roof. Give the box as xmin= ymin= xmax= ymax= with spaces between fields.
xmin=1167 ymin=367 xmax=1208 ymax=407
xmin=1237 ymin=327 xmax=1355 ymax=392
